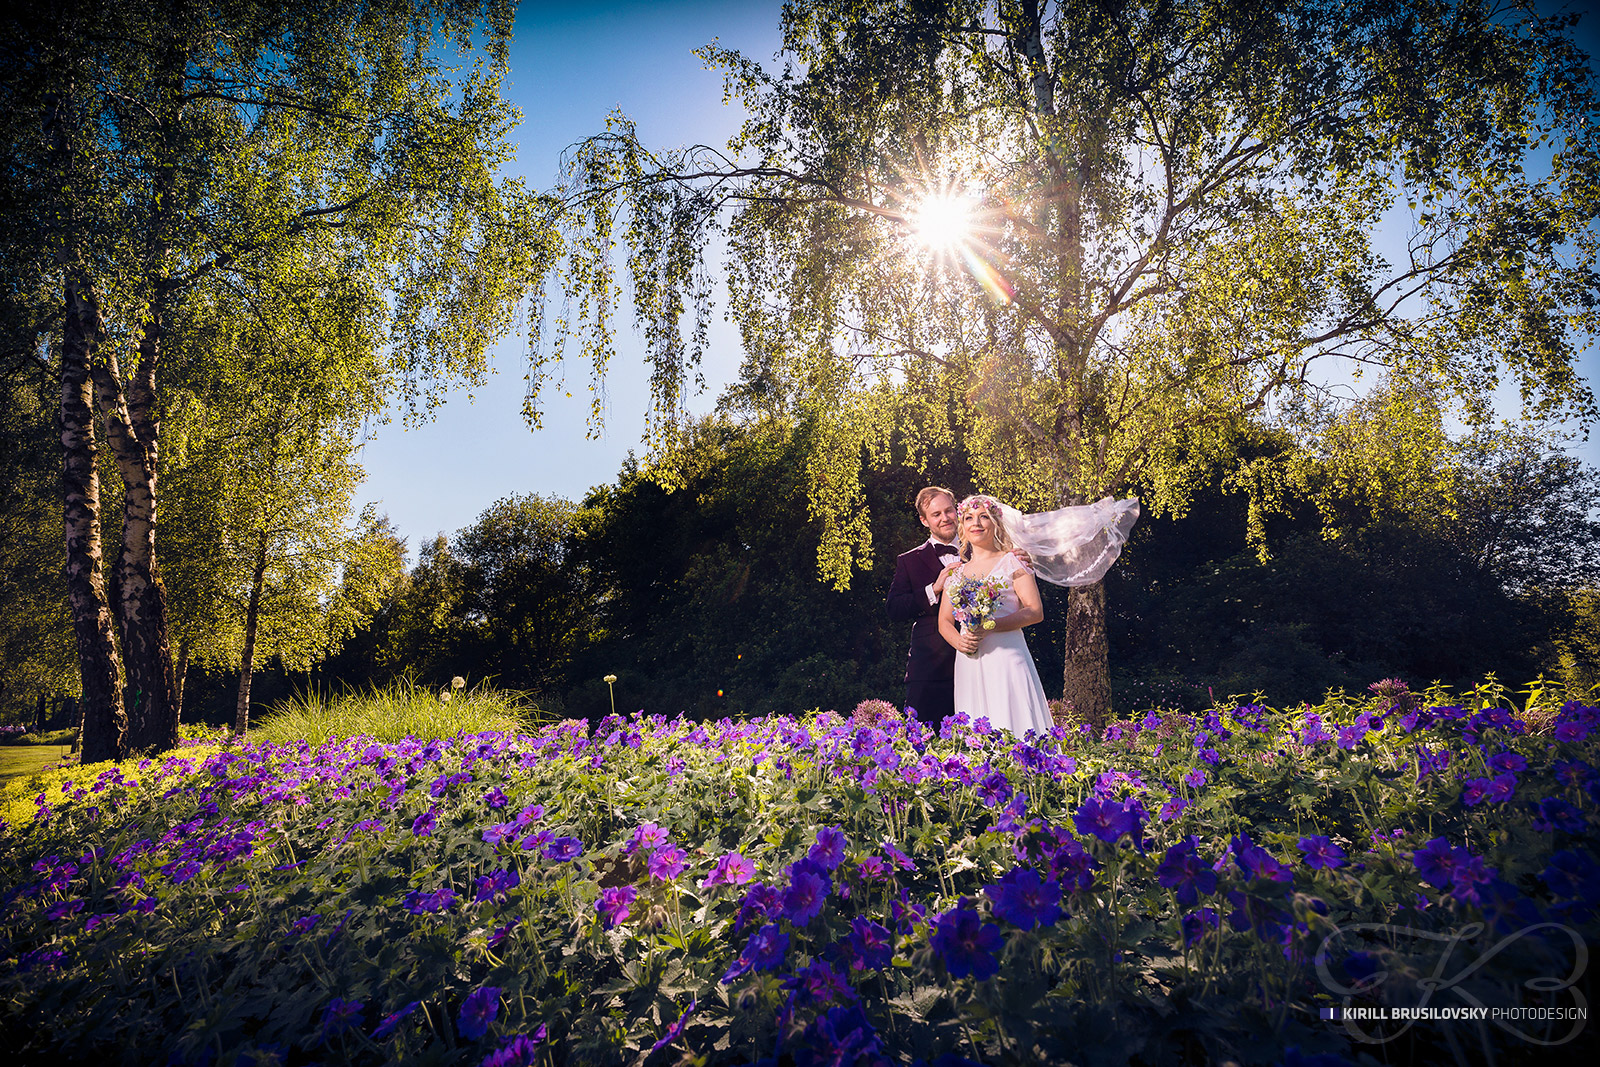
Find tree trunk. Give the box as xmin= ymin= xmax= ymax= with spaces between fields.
xmin=1062 ymin=580 xmax=1110 ymax=727
xmin=95 ymin=322 xmax=179 ymax=753
xmin=60 ymin=272 xmax=127 ymax=765
xmin=174 ymin=633 xmax=191 ymax=722
xmin=235 ymin=530 xmax=269 ymax=737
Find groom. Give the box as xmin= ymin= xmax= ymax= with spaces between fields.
xmin=886 ymin=486 xmax=963 ymax=726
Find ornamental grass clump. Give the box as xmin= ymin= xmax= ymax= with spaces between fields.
xmin=0 ymin=679 xmax=1595 ymax=1065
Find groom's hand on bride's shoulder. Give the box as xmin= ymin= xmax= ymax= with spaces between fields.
xmin=1012 ymin=547 xmax=1034 ymax=567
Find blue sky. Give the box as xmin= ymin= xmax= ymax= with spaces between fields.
xmin=356 ymin=0 xmax=1600 ymax=556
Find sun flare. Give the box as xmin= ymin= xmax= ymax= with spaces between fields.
xmin=913 ymin=192 xmax=973 ymax=249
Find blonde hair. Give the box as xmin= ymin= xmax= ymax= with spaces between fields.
xmin=956 ymin=495 xmax=1014 ymax=560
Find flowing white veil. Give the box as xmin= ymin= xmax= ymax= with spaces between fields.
xmin=994 ymin=497 xmax=1140 ymax=587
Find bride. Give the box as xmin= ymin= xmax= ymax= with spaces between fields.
xmin=929 ymin=491 xmax=1140 ymax=736
xmin=937 ymin=495 xmax=1054 ymax=736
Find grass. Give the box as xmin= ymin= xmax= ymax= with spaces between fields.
xmin=0 ymin=743 xmax=74 ymax=784
xmin=249 ymin=678 xmax=550 ymax=747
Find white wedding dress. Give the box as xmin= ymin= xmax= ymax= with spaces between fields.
xmin=952 ymin=552 xmax=1054 ymax=737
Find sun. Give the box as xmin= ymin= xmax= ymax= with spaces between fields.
xmin=912 ymin=192 xmax=973 ymax=250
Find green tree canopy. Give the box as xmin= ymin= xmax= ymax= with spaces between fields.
xmin=548 ymin=0 xmax=1600 ymax=720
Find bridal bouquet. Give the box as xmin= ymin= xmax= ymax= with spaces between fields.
xmin=948 ymin=572 xmax=1008 ymax=655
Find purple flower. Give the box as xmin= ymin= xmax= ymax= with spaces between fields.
xmin=650 ymin=1000 xmax=695 ymax=1053
xmin=516 ymin=803 xmax=545 ymax=825
xmin=1160 ymin=796 xmax=1190 ymax=820
xmin=1183 ymin=768 xmax=1206 ymax=789
xmin=984 ymin=867 xmax=1062 ymax=930
xmin=721 ymin=923 xmax=789 ymax=982
xmin=1533 ymin=797 xmax=1587 ymax=834
xmin=1231 ymin=833 xmax=1292 ymax=883
xmin=1180 ymin=907 xmax=1219 ymax=945
xmin=702 ymin=850 xmax=756 ymax=888
xmin=599 ymin=890 xmax=641 ymax=934
xmin=808 ymin=826 xmax=848 ymax=870
xmin=1050 ymin=836 xmax=1099 ymax=892
xmin=648 ymin=844 xmax=687 ymax=881
xmin=796 ymin=1004 xmax=885 ymax=1066
xmin=1156 ymin=836 xmax=1217 ymax=907
xmin=473 ymin=867 xmax=521 ymax=903
xmin=1486 ymin=751 xmax=1527 ymax=774
xmin=1297 ymin=836 xmax=1346 ymax=871
xmin=930 ymin=905 xmax=1003 ymax=980
xmin=881 ymin=838 xmax=917 ymax=872
xmin=319 ymin=997 xmax=364 ymax=1043
xmin=625 ymin=822 xmax=670 ymax=854
xmin=541 ymin=836 xmax=583 ymax=863
xmin=458 ymin=985 xmax=502 ymax=1041
xmin=847 ymin=916 xmax=893 ymax=970
xmin=480 ymin=1029 xmax=546 ymax=1067
xmin=373 ymin=1000 xmax=420 ymax=1039
xmin=411 ymin=809 xmax=437 ymax=837
xmin=1412 ymin=837 xmax=1462 ymax=886
xmin=402 ymin=887 xmax=457 ymax=915
xmin=482 ymin=822 xmax=518 ymax=846
xmin=483 ymin=786 xmax=509 ymax=809
xmin=975 ymin=770 xmax=1013 ymax=807
xmin=518 ymin=829 xmax=552 ymax=851
xmin=782 ymin=861 xmax=831 ymax=925
xmin=1336 ymin=725 xmax=1366 ymax=750
xmin=1073 ymin=796 xmax=1144 ymax=846
xmin=857 ymin=855 xmax=890 ymax=880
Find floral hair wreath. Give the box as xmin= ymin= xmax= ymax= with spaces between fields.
xmin=957 ymin=494 xmax=1002 ymax=520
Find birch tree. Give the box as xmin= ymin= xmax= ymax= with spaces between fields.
xmin=548 ymin=0 xmax=1600 ymax=720
xmin=1 ymin=0 xmax=549 ymax=760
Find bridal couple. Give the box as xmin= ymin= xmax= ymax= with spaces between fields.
xmin=886 ymin=486 xmax=1140 ymax=737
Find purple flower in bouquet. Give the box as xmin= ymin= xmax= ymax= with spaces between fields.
xmin=1074 ymin=796 xmax=1144 ymax=846
xmin=930 ymin=905 xmax=1003 ymax=980
xmin=808 ymin=826 xmax=848 ymax=870
xmin=596 ymin=886 xmax=637 ymax=929
xmin=373 ymin=1001 xmax=420 ymax=1039
xmin=542 ymin=836 xmax=584 ymax=863
xmin=1156 ymin=836 xmax=1218 ymax=907
xmin=783 ymin=860 xmax=831 ymax=925
xmin=984 ymin=867 xmax=1062 ymax=929
xmin=648 ymin=844 xmax=687 ymax=881
xmin=458 ymin=985 xmax=501 ymax=1041
xmin=1297 ymin=836 xmax=1346 ymax=870
xmin=848 ymin=916 xmax=893 ymax=970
